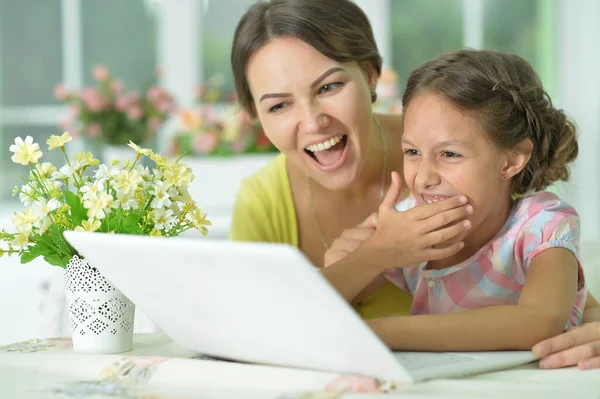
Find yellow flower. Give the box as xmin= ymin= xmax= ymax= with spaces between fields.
xmin=12 ymin=231 xmax=30 ymax=249
xmin=150 ymin=229 xmax=162 ymax=237
xmin=12 ymin=208 xmax=40 ymax=233
xmin=9 ymin=136 xmax=43 ymax=165
xmin=74 ymin=218 xmax=102 ymax=232
xmin=189 ymin=208 xmax=211 ymax=236
xmin=127 ymin=141 xmax=152 ymax=156
xmin=149 ymin=152 xmax=168 ymax=166
xmin=73 ymin=152 xmax=100 ymax=167
xmin=34 ymin=162 xmax=57 ymax=178
xmin=46 ymin=131 xmax=72 ymax=150
xmin=0 ymin=248 xmax=4 ymax=258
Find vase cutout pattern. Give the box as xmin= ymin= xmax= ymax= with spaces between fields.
xmin=65 ymin=255 xmax=135 ymax=353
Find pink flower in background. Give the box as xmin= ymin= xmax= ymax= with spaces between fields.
xmin=148 ymin=117 xmax=162 ymax=132
xmin=193 ymin=133 xmax=219 ymax=154
xmin=93 ymin=65 xmax=109 ymax=81
xmin=115 ymin=95 xmax=130 ymax=111
xmin=147 ymin=86 xmax=163 ymax=102
xmin=69 ymin=105 xmax=81 ymax=119
xmin=53 ymin=83 xmax=68 ymax=101
xmin=82 ymin=88 xmax=105 ymax=112
xmin=127 ymin=106 xmax=143 ymax=121
xmin=110 ymin=79 xmax=123 ymax=93
xmin=325 ymin=375 xmax=382 ymax=393
xmin=86 ymin=123 xmax=101 ymax=138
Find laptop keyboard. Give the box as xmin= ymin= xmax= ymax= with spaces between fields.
xmin=395 ymin=352 xmax=475 ymax=371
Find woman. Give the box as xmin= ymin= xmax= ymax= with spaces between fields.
xmin=229 ymin=0 xmax=600 ymax=369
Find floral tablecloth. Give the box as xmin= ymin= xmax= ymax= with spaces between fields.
xmin=1 ymin=333 xmax=600 ymax=399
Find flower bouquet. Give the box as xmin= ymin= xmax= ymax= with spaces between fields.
xmin=55 ymin=66 xmax=176 ymax=146
xmin=0 ymin=132 xmax=210 ymax=353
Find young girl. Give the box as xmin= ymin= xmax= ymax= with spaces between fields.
xmin=329 ymin=49 xmax=586 ymax=352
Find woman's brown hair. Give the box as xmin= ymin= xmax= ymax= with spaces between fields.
xmin=231 ymin=0 xmax=382 ymax=117
xmin=402 ymin=49 xmax=578 ymax=195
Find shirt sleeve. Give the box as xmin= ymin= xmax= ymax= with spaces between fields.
xmin=517 ymin=194 xmax=583 ymax=291
xmin=229 ymin=179 xmax=277 ymax=243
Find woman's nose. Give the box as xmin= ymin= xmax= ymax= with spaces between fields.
xmin=299 ymin=102 xmax=329 ymax=135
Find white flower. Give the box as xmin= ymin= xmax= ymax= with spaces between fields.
xmin=134 ymin=164 xmax=151 ymax=180
xmin=153 ymin=208 xmax=176 ymax=231
xmin=18 ymin=184 xmax=37 ymax=207
xmin=94 ymin=164 xmax=120 ymax=184
xmin=35 ymin=216 xmax=51 ymax=234
xmin=12 ymin=231 xmax=31 ymax=249
xmin=113 ymin=169 xmax=142 ymax=196
xmin=80 ymin=182 xmax=104 ymax=200
xmin=74 ymin=218 xmax=102 ymax=232
xmin=116 ymin=192 xmax=138 ymax=211
xmin=150 ymin=180 xmax=172 ymax=209
xmin=30 ymin=198 xmax=60 ymax=219
xmin=12 ymin=208 xmax=40 ymax=234
xmin=51 ymin=165 xmax=75 ymax=180
xmin=9 ymin=136 xmax=43 ymax=165
xmin=83 ymin=192 xmax=115 ymax=219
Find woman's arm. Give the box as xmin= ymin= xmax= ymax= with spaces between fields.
xmin=367 ymin=247 xmax=579 ymax=351
xmin=532 ymin=293 xmax=600 ymax=369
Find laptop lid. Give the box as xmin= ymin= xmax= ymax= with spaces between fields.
xmin=63 ymin=231 xmax=412 ymax=382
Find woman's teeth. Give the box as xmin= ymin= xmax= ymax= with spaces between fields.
xmin=305 ymin=135 xmax=344 ymax=152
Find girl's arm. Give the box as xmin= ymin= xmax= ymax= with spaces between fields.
xmin=583 ymin=292 xmax=600 ymax=322
xmin=367 ymin=247 xmax=580 ymax=351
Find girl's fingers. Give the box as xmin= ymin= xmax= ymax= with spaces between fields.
xmin=378 ymin=172 xmax=403 ymax=214
xmin=424 ymin=220 xmax=471 ymax=246
xmin=411 ymin=196 xmax=469 ymax=221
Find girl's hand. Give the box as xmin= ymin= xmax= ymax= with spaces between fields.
xmin=365 ymin=171 xmax=473 ymax=271
xmin=534 ymin=322 xmax=600 ymax=370
xmin=324 ymin=212 xmax=378 ymax=267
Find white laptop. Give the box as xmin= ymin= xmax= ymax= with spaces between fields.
xmin=63 ymin=231 xmax=538 ymax=383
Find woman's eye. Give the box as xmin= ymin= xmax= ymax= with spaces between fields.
xmin=442 ymin=151 xmax=461 ymax=158
xmin=404 ymin=149 xmax=419 ymax=156
xmin=318 ymin=82 xmax=343 ymax=94
xmin=269 ymin=102 xmax=288 ymax=113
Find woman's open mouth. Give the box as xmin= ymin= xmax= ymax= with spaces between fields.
xmin=304 ymin=135 xmax=348 ymax=171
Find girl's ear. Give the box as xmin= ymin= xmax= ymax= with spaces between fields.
xmin=360 ymin=61 xmax=379 ymax=93
xmin=502 ymin=138 xmax=533 ymax=178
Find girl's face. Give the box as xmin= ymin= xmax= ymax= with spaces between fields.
xmin=402 ymin=93 xmax=514 ymax=241
xmin=246 ymin=37 xmax=378 ymax=190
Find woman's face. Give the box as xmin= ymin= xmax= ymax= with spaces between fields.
xmin=246 ymin=37 xmax=377 ymax=190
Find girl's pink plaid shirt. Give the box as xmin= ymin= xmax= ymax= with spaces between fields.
xmin=385 ymin=191 xmax=586 ymax=328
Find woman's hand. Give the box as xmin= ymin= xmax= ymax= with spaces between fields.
xmin=324 ymin=212 xmax=378 ymax=267
xmin=533 ymin=323 xmax=600 ymax=370
xmin=363 ymin=171 xmax=473 ymax=271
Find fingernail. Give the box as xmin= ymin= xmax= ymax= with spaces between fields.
xmin=579 ymin=360 xmax=594 ymax=370
xmin=540 ymin=358 xmax=556 ymax=369
xmin=466 ymin=205 xmax=473 ymax=214
xmin=532 ymin=344 xmax=547 ymax=357
xmin=463 ymin=220 xmax=472 ymax=229
xmin=458 ymin=241 xmax=465 ymax=249
xmin=459 ymin=196 xmax=467 ymax=204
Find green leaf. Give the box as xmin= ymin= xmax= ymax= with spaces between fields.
xmin=43 ymin=252 xmax=68 ymax=268
xmin=121 ymin=214 xmax=142 ymax=234
xmin=64 ymin=191 xmax=88 ymax=224
xmin=20 ymin=246 xmax=43 ymax=264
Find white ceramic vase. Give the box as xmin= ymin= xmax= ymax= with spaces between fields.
xmin=64 ymin=255 xmax=135 ymax=353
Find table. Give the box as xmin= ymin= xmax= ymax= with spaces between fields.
xmin=1 ymin=334 xmax=600 ymax=398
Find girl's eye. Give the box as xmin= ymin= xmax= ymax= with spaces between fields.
xmin=269 ymin=102 xmax=288 ymax=113
xmin=318 ymin=82 xmax=343 ymax=95
xmin=442 ymin=151 xmax=461 ymax=158
xmin=404 ymin=149 xmax=419 ymax=156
